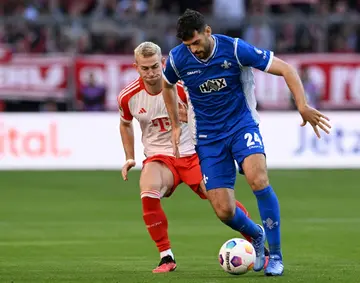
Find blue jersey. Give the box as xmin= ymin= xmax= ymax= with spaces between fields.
xmin=163 ymin=34 xmax=273 ymax=145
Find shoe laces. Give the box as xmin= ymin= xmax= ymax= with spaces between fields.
xmin=252 ymin=233 xmax=263 ymax=254
xmin=158 ymin=255 xmax=175 ymax=266
xmin=268 ymin=255 xmax=281 ymax=269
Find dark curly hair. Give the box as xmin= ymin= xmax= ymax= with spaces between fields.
xmin=176 ymin=9 xmax=206 ymax=41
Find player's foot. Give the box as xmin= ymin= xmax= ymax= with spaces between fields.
xmin=152 ymin=255 xmax=177 ymax=273
xmin=264 ymin=255 xmax=284 ymax=276
xmin=252 ymin=224 xmax=266 ymax=272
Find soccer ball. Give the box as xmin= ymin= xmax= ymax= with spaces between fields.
xmin=218 ymin=238 xmax=256 ymax=275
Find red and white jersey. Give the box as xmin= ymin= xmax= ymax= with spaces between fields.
xmin=118 ymin=78 xmax=195 ymax=158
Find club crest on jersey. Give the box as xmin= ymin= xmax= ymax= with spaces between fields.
xmin=199 ymin=78 xmax=227 ymax=93
xmin=221 ymin=60 xmax=231 ymax=69
xmin=254 ymin=47 xmax=267 ymax=60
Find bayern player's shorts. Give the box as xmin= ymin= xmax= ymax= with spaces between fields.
xmin=195 ymin=125 xmax=266 ymax=191
xmin=142 ymin=153 xmax=206 ymax=199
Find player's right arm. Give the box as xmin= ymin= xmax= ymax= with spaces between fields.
xmin=120 ymin=120 xmax=136 ymax=181
xmin=120 ymin=121 xmax=135 ymax=162
xmin=118 ymin=95 xmax=136 ymax=181
xmin=162 ymin=52 xmax=182 ymax=157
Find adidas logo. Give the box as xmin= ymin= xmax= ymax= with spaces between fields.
xmin=138 ymin=108 xmax=147 ymax=114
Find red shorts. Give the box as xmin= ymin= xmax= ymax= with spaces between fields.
xmin=142 ymin=153 xmax=206 ymax=199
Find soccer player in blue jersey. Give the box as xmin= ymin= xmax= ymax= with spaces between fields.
xmin=162 ymin=9 xmax=331 ymax=276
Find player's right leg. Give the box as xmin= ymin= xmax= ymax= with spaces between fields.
xmin=140 ymin=160 xmax=177 ymax=273
xmin=195 ymin=141 xmax=266 ymax=272
xmin=177 ymin=153 xmax=266 ymax=246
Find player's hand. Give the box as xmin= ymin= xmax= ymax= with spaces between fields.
xmin=171 ymin=125 xmax=181 ymax=158
xmin=121 ymin=159 xmax=136 ymax=181
xmin=299 ymin=104 xmax=331 ymax=138
xmin=178 ymin=103 xmax=188 ymax=123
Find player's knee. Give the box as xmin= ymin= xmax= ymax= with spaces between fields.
xmin=248 ymin=173 xmax=269 ymax=191
xmin=139 ymin=179 xmax=162 ymax=194
xmin=213 ymin=203 xmax=235 ymax=221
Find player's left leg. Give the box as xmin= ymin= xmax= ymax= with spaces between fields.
xmin=242 ymin=154 xmax=283 ymax=276
xmin=231 ymin=126 xmax=283 ymax=276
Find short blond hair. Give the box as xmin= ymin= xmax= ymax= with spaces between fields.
xmin=134 ymin=41 xmax=162 ymax=59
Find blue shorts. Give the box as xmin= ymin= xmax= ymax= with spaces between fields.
xmin=195 ymin=125 xmax=265 ymax=191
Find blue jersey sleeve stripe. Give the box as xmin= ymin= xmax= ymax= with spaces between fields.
xmin=233 ymin=38 xmax=243 ymax=67
xmin=163 ymin=71 xmax=175 ymax=85
xmin=169 ymin=52 xmax=181 ymax=79
xmin=264 ymin=51 xmax=274 ymax=72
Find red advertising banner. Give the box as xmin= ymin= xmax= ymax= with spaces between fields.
xmin=1 ymin=53 xmax=360 ymax=110
xmin=256 ymin=54 xmax=360 ymax=109
xmin=0 ymin=55 xmax=72 ymax=101
xmin=74 ymin=55 xmax=137 ymax=110
xmin=74 ymin=53 xmax=360 ymax=110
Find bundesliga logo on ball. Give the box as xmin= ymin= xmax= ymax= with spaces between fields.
xmin=218 ymin=238 xmax=256 ymax=275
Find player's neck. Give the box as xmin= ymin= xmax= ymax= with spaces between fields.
xmin=209 ymin=36 xmax=215 ymax=54
xmin=143 ymin=80 xmax=162 ymax=95
xmin=203 ymin=36 xmax=215 ymax=61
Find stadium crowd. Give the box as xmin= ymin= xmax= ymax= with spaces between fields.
xmin=0 ymin=0 xmax=359 ymax=54
xmin=0 ymin=0 xmax=359 ymax=112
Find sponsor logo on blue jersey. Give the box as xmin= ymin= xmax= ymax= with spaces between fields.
xmin=199 ymin=78 xmax=227 ymax=93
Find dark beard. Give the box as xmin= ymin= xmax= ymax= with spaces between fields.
xmin=199 ymin=41 xmax=211 ymax=59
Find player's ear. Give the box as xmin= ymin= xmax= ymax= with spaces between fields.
xmin=133 ymin=62 xmax=140 ymax=74
xmin=161 ymin=57 xmax=166 ymax=66
xmin=205 ymin=25 xmax=212 ymax=36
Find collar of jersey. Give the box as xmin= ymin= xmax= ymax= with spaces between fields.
xmin=139 ymin=77 xmax=162 ymax=96
xmin=187 ymin=35 xmax=218 ymax=65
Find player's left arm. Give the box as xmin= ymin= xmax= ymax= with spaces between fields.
xmin=235 ymin=38 xmax=331 ymax=138
xmin=267 ymin=57 xmax=331 ymax=138
xmin=267 ymin=58 xmax=306 ymax=111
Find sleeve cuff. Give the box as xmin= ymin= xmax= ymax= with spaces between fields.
xmin=120 ymin=116 xmax=132 ymax=123
xmin=163 ymin=72 xmax=176 ymax=85
xmin=264 ymin=51 xmax=274 ymax=72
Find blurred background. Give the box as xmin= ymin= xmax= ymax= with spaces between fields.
xmin=0 ymin=0 xmax=359 ymax=112
xmin=1 ymin=1 xmax=360 ymax=282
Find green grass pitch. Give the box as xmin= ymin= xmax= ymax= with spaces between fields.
xmin=1 ymin=170 xmax=360 ymax=283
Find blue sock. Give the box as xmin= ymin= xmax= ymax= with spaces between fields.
xmin=254 ymin=185 xmax=281 ymax=257
xmin=223 ymin=206 xmax=260 ymax=239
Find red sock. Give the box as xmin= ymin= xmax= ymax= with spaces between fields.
xmin=235 ymin=200 xmax=253 ymax=243
xmin=141 ymin=191 xmax=171 ymax=252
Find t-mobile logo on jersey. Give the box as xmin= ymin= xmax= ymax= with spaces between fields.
xmin=151 ymin=117 xmax=170 ymax=132
xmin=199 ymin=78 xmax=227 ymax=93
